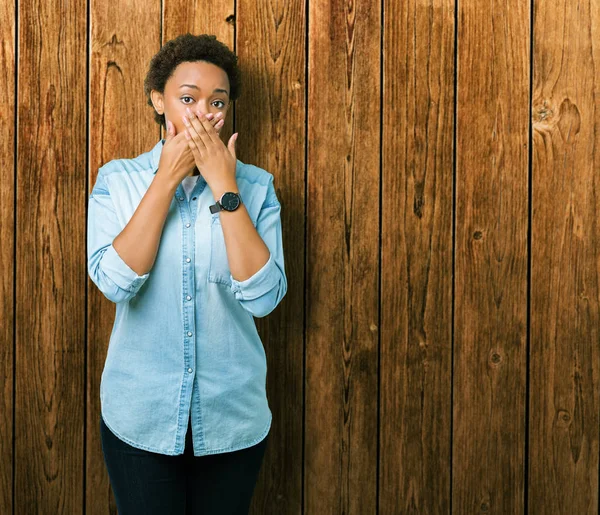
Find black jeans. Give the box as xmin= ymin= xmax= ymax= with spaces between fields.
xmin=100 ymin=415 xmax=270 ymax=514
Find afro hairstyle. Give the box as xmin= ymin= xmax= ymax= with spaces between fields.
xmin=144 ymin=33 xmax=241 ymax=128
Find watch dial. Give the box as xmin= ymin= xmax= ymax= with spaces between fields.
xmin=222 ymin=192 xmax=240 ymax=211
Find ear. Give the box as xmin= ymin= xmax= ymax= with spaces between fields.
xmin=150 ymin=90 xmax=164 ymax=115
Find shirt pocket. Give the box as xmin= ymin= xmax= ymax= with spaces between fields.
xmin=208 ymin=212 xmax=258 ymax=286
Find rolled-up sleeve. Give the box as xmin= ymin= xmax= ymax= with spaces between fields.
xmin=229 ymin=178 xmax=287 ymax=318
xmin=87 ymin=168 xmax=149 ymax=303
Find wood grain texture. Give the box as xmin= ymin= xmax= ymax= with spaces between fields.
xmin=305 ymin=0 xmax=380 ymax=513
xmin=86 ymin=1 xmax=161 ymax=513
xmin=16 ymin=0 xmax=87 ymax=511
xmin=453 ymin=0 xmax=530 ymax=512
xmin=234 ymin=1 xmax=306 ymax=513
xmin=6 ymin=0 xmax=600 ymax=512
xmin=529 ymin=0 xmax=600 ymax=512
xmin=380 ymin=0 xmax=455 ymax=513
xmin=0 ymin=0 xmax=15 ymax=512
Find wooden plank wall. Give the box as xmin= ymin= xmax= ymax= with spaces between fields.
xmin=2 ymin=0 xmax=599 ymax=513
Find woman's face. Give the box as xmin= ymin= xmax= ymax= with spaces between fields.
xmin=151 ymin=60 xmax=231 ymax=136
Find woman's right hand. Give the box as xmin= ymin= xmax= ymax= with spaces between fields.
xmin=155 ymin=120 xmax=196 ymax=190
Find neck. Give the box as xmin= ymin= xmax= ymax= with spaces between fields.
xmin=186 ymin=166 xmax=200 ymax=177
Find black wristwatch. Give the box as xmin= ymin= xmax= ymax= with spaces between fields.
xmin=210 ymin=191 xmax=243 ymax=214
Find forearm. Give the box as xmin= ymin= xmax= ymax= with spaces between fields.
xmin=218 ymin=203 xmax=270 ymax=281
xmin=112 ymin=174 xmax=177 ymax=275
xmin=210 ymin=176 xmax=286 ymax=318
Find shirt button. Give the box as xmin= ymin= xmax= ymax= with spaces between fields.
xmin=178 ymin=196 xmax=184 ymax=201
xmin=186 ymin=223 xmax=191 ymax=228
xmin=187 ymin=331 xmax=193 ymax=337
xmin=186 ymin=295 xmax=192 ymax=301
xmin=188 ymin=368 xmax=193 ymax=373
xmin=186 ymin=258 xmax=191 ymax=263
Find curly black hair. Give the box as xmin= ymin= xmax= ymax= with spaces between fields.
xmin=143 ymin=33 xmax=241 ymax=128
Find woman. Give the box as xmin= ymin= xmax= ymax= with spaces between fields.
xmin=87 ymin=33 xmax=287 ymax=514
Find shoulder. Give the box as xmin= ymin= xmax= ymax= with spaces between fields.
xmin=234 ymin=160 xmax=280 ymax=217
xmin=92 ymin=145 xmax=156 ymax=196
xmin=235 ymin=159 xmax=275 ymax=187
xmin=99 ymin=147 xmax=154 ymax=179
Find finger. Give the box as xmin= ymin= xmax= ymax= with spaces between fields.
xmin=204 ymin=113 xmax=220 ymax=134
xmin=213 ymin=118 xmax=224 ymax=135
xmin=185 ymin=111 xmax=209 ymax=147
xmin=191 ymin=110 xmax=221 ymax=145
xmin=182 ymin=113 xmax=207 ymax=153
xmin=208 ymin=114 xmax=224 ymax=134
xmin=165 ymin=120 xmax=176 ymax=142
xmin=184 ymin=129 xmax=203 ymax=160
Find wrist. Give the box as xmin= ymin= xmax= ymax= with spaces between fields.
xmin=210 ymin=180 xmax=239 ymax=200
xmin=153 ymin=168 xmax=180 ymax=194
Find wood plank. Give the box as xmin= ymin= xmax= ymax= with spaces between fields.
xmin=15 ymin=0 xmax=86 ymax=510
xmin=86 ymin=1 xmax=161 ymax=512
xmin=380 ymin=0 xmax=455 ymax=512
xmin=305 ymin=0 xmax=380 ymax=512
xmin=0 ymin=0 xmax=15 ymax=512
xmin=234 ymin=2 xmax=306 ymax=512
xmin=453 ymin=0 xmax=530 ymax=512
xmin=529 ymin=0 xmax=600 ymax=511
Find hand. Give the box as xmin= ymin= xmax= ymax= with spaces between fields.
xmin=182 ymin=107 xmax=239 ymax=197
xmin=155 ymin=120 xmax=196 ymax=190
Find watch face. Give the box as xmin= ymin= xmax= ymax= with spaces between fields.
xmin=221 ymin=192 xmax=241 ymax=211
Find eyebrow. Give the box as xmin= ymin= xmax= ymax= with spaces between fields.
xmin=179 ymin=84 xmax=229 ymax=97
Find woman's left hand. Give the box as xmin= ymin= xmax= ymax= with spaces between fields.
xmin=182 ymin=107 xmax=239 ymax=196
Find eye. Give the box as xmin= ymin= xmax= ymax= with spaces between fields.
xmin=181 ymin=97 xmax=225 ymax=109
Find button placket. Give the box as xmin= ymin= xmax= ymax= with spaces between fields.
xmin=177 ymin=182 xmax=197 ymax=380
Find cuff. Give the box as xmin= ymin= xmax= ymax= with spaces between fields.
xmin=230 ymin=253 xmax=278 ymax=300
xmin=102 ymin=243 xmax=150 ymax=292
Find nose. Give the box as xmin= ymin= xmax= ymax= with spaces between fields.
xmin=195 ymin=102 xmax=210 ymax=115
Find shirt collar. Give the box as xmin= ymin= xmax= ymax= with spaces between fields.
xmin=150 ymin=139 xmax=165 ymax=174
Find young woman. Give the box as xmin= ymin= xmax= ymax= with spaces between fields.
xmin=87 ymin=33 xmax=287 ymax=514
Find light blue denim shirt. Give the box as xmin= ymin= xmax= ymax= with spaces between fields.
xmin=87 ymin=138 xmax=287 ymax=456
